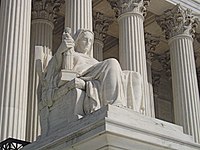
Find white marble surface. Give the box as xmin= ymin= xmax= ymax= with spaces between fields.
xmin=65 ymin=0 xmax=93 ymax=36
xmin=23 ymin=105 xmax=200 ymax=150
xmin=0 ymin=0 xmax=32 ymax=141
xmin=26 ymin=19 xmax=54 ymax=142
xmin=35 ymin=29 xmax=143 ymax=139
xmin=169 ymin=35 xmax=200 ymax=143
xmin=108 ymin=0 xmax=153 ymax=116
xmin=157 ymin=5 xmax=200 ymax=143
xmin=93 ymin=39 xmax=104 ymax=61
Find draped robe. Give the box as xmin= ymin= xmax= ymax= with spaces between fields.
xmin=72 ymin=52 xmax=143 ymax=113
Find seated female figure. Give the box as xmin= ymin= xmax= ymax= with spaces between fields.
xmin=43 ymin=29 xmax=143 ymax=115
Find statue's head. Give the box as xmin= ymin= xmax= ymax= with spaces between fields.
xmin=74 ymin=29 xmax=94 ymax=57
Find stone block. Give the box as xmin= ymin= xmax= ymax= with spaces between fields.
xmin=23 ymin=105 xmax=200 ymax=150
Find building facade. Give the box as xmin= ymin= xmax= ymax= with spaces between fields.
xmin=0 ymin=0 xmax=200 ymax=147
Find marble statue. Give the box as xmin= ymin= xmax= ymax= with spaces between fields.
xmin=36 ymin=28 xmax=143 ymax=137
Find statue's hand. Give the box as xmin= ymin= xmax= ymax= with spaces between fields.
xmin=58 ymin=30 xmax=75 ymax=53
xmin=74 ymin=78 xmax=85 ymax=90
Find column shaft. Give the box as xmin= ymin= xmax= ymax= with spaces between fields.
xmin=65 ymin=0 xmax=93 ymax=36
xmin=0 ymin=0 xmax=31 ymax=141
xmin=94 ymin=39 xmax=104 ymax=61
xmin=169 ymin=35 xmax=200 ymax=142
xmin=147 ymin=61 xmax=155 ymax=117
xmin=93 ymin=12 xmax=112 ymax=61
xmin=156 ymin=5 xmax=200 ymax=142
xmin=118 ymin=14 xmax=150 ymax=115
xmin=26 ymin=20 xmax=54 ymax=141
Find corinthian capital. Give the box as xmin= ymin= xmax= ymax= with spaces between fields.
xmin=32 ymin=0 xmax=63 ymax=22
xmin=145 ymin=32 xmax=160 ymax=61
xmin=156 ymin=4 xmax=198 ymax=40
xmin=107 ymin=0 xmax=150 ymax=18
xmin=93 ymin=12 xmax=113 ymax=41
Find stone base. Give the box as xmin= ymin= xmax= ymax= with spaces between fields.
xmin=23 ymin=105 xmax=200 ymax=150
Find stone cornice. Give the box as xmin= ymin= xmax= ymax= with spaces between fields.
xmin=93 ymin=12 xmax=113 ymax=42
xmin=156 ymin=4 xmax=198 ymax=40
xmin=32 ymin=0 xmax=63 ymax=22
xmin=107 ymin=0 xmax=150 ymax=18
xmin=168 ymin=0 xmax=200 ymax=13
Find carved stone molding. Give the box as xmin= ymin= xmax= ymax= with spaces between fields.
xmin=156 ymin=4 xmax=198 ymax=40
xmin=144 ymin=32 xmax=160 ymax=61
xmin=107 ymin=0 xmax=150 ymax=18
xmin=93 ymin=12 xmax=113 ymax=42
xmin=32 ymin=0 xmax=64 ymax=22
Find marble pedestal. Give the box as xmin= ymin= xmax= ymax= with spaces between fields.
xmin=23 ymin=105 xmax=200 ymax=150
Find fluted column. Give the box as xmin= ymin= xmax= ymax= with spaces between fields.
xmin=157 ymin=5 xmax=200 ymax=143
xmin=93 ymin=40 xmax=104 ymax=61
xmin=65 ymin=0 xmax=92 ymax=36
xmin=0 ymin=0 xmax=31 ymax=141
xmin=145 ymin=32 xmax=160 ymax=117
xmin=93 ymin=12 xmax=113 ymax=61
xmin=25 ymin=0 xmax=61 ymax=142
xmin=152 ymin=71 xmax=161 ymax=118
xmin=108 ymin=0 xmax=152 ymax=116
xmin=196 ymin=35 xmax=200 ymax=90
xmin=146 ymin=60 xmax=155 ymax=117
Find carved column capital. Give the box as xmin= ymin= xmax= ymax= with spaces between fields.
xmin=32 ymin=0 xmax=63 ymax=22
xmin=107 ymin=0 xmax=150 ymax=18
xmin=145 ymin=32 xmax=160 ymax=62
xmin=156 ymin=4 xmax=198 ymax=40
xmin=93 ymin=12 xmax=113 ymax=42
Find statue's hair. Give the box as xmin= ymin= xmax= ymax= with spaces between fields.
xmin=73 ymin=29 xmax=94 ymax=57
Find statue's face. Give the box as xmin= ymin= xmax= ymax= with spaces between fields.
xmin=77 ymin=31 xmax=93 ymax=54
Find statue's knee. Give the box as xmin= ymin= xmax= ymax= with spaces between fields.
xmin=106 ymin=58 xmax=120 ymax=68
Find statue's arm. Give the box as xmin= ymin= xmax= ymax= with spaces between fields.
xmin=54 ymin=31 xmax=75 ymax=71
